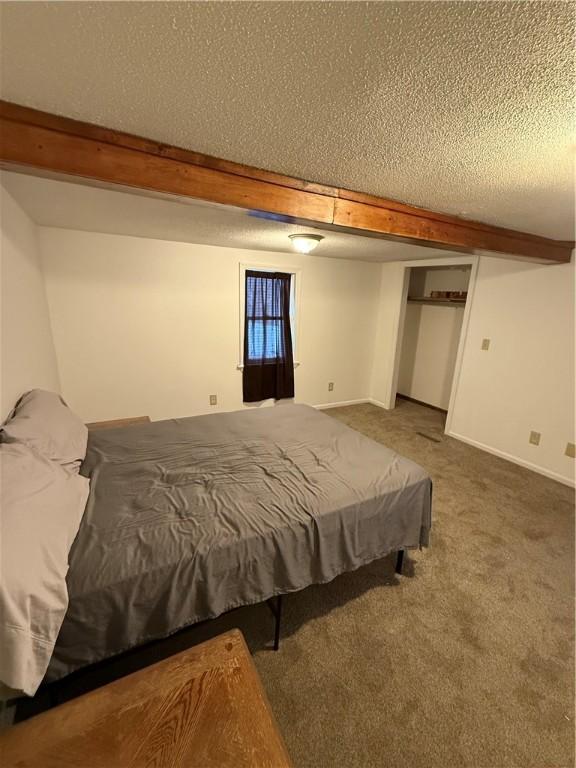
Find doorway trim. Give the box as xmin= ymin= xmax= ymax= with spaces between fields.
xmin=385 ymin=255 xmax=479 ymax=436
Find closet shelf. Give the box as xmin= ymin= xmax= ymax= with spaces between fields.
xmin=407 ymin=297 xmax=467 ymax=306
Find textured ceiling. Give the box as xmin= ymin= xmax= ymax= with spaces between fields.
xmin=0 ymin=2 xmax=574 ymax=240
xmin=1 ymin=170 xmax=460 ymax=263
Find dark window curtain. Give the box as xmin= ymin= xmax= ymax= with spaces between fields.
xmin=243 ymin=270 xmax=294 ymax=402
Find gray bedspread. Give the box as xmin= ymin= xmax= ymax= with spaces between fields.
xmin=47 ymin=404 xmax=431 ymax=681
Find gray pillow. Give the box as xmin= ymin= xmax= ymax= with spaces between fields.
xmin=1 ymin=390 xmax=88 ymax=473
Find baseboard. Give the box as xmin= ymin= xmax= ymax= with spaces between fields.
xmin=317 ymin=398 xmax=398 ymax=412
xmin=368 ymin=398 xmax=390 ymax=410
xmin=314 ymin=399 xmax=370 ymax=410
xmin=447 ymin=430 xmax=575 ymax=488
xmin=316 ymin=398 xmax=394 ymax=411
xmin=396 ymin=393 xmax=447 ymax=414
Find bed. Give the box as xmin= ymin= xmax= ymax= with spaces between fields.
xmin=45 ymin=403 xmax=432 ymax=682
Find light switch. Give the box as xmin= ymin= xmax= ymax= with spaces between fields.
xmin=565 ymin=442 xmax=576 ymax=458
xmin=481 ymin=338 xmax=490 ymax=351
xmin=529 ymin=431 xmax=541 ymax=446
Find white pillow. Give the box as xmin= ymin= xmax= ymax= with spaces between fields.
xmin=0 ymin=442 xmax=89 ymax=696
xmin=1 ymin=390 xmax=88 ymax=473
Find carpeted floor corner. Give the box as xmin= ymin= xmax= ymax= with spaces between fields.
xmin=246 ymin=401 xmax=574 ymax=768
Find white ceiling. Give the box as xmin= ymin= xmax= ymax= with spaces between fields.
xmin=1 ymin=170 xmax=461 ymax=263
xmin=0 ymin=2 xmax=574 ymax=240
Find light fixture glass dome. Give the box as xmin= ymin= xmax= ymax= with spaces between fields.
xmin=289 ymin=234 xmax=324 ymax=254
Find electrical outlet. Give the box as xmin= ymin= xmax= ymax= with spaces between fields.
xmin=565 ymin=442 xmax=576 ymax=458
xmin=481 ymin=338 xmax=490 ymax=351
xmin=328 ymin=382 xmax=334 ymax=392
xmin=209 ymin=395 xmax=217 ymax=406
xmin=529 ymin=431 xmax=541 ymax=446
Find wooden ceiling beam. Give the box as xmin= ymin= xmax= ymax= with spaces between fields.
xmin=0 ymin=100 xmax=572 ymax=263
xmin=332 ymin=199 xmax=570 ymax=263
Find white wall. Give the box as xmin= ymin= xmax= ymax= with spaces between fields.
xmin=14 ymin=213 xmax=571 ymax=485
xmin=0 ymin=184 xmax=60 ymax=421
xmin=369 ymin=262 xmax=408 ymax=409
xmin=398 ymin=303 xmax=465 ymax=409
xmin=39 ymin=228 xmax=381 ymax=422
xmin=371 ymin=254 xmax=575 ymax=486
xmin=448 ymin=255 xmax=575 ymax=485
xmin=419 ymin=266 xmax=471 ymax=296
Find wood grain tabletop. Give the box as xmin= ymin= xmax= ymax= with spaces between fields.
xmin=0 ymin=629 xmax=293 ymax=768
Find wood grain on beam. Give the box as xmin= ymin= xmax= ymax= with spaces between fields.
xmin=0 ymin=100 xmax=572 ymax=263
xmin=0 ymin=110 xmax=334 ymax=224
xmin=0 ymin=100 xmax=337 ymax=198
xmin=338 ymin=188 xmax=572 ymax=249
xmin=333 ymin=199 xmax=572 ymax=263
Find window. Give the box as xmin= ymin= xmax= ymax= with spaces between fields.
xmin=238 ymin=264 xmax=300 ymax=368
xmin=240 ymin=265 xmax=300 ymax=403
xmin=245 ymin=271 xmax=291 ymax=363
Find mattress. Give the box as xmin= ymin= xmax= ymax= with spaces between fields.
xmin=47 ymin=404 xmax=432 ymax=681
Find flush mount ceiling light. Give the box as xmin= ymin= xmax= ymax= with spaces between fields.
xmin=288 ymin=233 xmax=324 ymax=254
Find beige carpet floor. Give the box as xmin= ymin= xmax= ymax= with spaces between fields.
xmin=25 ymin=400 xmax=573 ymax=767
xmin=186 ymin=400 xmax=574 ymax=768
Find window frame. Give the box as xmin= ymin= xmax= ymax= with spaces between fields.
xmin=238 ymin=262 xmax=301 ymax=370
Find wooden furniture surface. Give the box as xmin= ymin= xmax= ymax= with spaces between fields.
xmin=86 ymin=415 xmax=151 ymax=430
xmin=0 ymin=629 xmax=293 ymax=768
xmin=1 ymin=100 xmax=572 ymax=263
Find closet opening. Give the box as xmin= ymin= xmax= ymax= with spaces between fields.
xmin=396 ymin=264 xmax=472 ymax=420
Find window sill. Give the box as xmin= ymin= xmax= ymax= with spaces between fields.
xmin=237 ymin=361 xmax=301 ymax=371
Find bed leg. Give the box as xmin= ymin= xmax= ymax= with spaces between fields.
xmin=395 ymin=550 xmax=405 ymax=575
xmin=273 ymin=595 xmax=283 ymax=651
